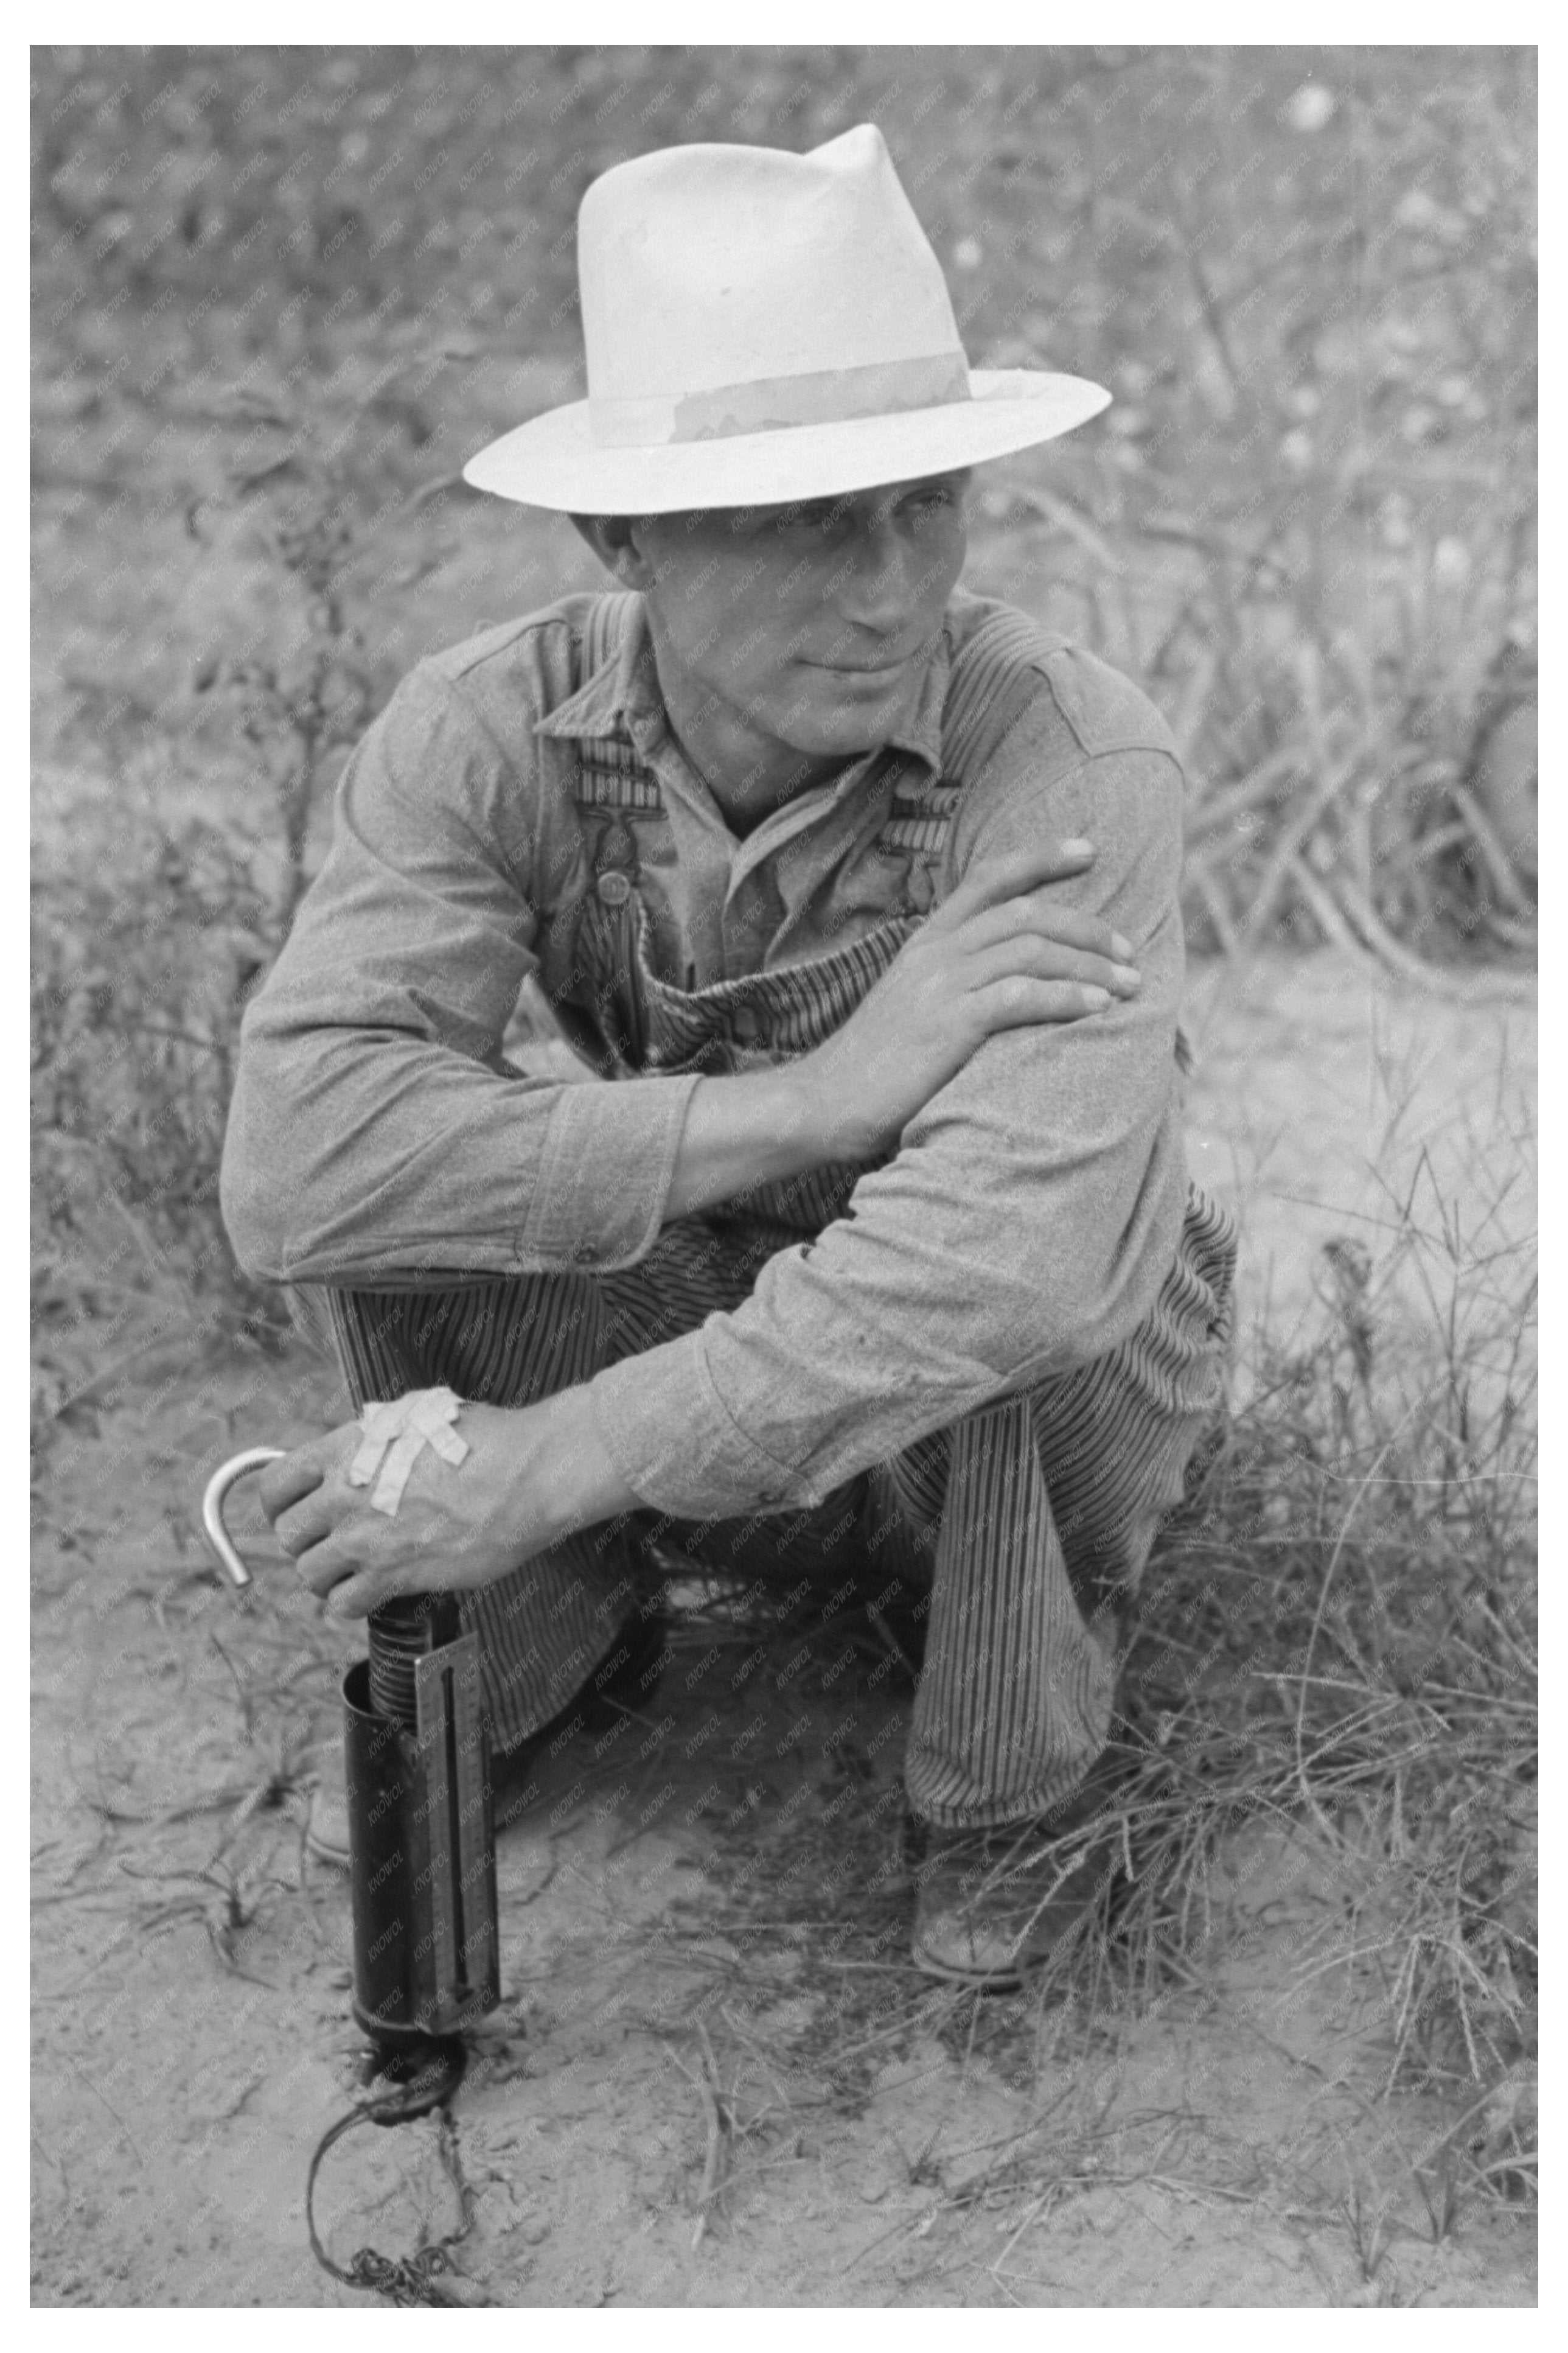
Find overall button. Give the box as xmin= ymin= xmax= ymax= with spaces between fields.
xmin=596 ymin=870 xmax=633 ymax=908
xmin=731 ymin=1004 xmax=761 ymax=1046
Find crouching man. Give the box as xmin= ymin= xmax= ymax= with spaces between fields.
xmin=220 ymin=126 xmax=1236 ymax=1987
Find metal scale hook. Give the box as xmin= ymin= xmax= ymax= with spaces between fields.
xmin=201 ymin=1447 xmax=286 ymax=1589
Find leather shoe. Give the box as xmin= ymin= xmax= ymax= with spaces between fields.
xmin=908 ymin=1741 xmax=1141 ymax=1990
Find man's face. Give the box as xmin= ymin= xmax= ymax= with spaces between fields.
xmin=637 ymin=472 xmax=970 ymax=769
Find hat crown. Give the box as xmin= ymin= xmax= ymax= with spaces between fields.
xmin=577 ymin=125 xmax=966 ymax=424
xmin=462 ymin=122 xmax=1112 ymax=510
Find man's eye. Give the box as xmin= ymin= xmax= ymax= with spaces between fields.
xmin=775 ymin=505 xmax=831 ymax=535
xmin=891 ymin=492 xmax=951 ymax=528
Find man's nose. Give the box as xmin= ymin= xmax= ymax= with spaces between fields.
xmin=834 ymin=518 xmax=922 ymax=635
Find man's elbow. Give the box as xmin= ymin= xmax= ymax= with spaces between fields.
xmin=1017 ymin=1170 xmax=1184 ymax=1377
xmin=218 ymin=1118 xmax=294 ymax=1286
xmin=218 ymin=1052 xmax=326 ymax=1284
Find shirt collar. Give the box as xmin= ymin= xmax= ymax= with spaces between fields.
xmin=536 ymin=594 xmax=951 ymax=785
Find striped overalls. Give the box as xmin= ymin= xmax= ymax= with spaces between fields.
xmin=310 ymin=598 xmax=1238 ymax=1830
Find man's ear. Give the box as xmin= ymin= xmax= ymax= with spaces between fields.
xmin=569 ymin=514 xmax=655 ymax=589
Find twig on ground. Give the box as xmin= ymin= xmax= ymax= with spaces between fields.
xmin=660 ymin=2025 xmax=733 ymax=2249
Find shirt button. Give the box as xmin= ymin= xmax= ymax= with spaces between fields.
xmin=570 ymin=1240 xmax=602 ymax=1267
xmin=596 ymin=871 xmax=632 ymax=908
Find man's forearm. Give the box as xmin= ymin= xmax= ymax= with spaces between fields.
xmin=518 ymin=1385 xmax=642 ymax=1539
xmin=662 ymin=1061 xmax=837 ymax=1222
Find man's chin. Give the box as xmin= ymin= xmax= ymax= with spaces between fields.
xmin=785 ymin=666 xmax=918 ymax=749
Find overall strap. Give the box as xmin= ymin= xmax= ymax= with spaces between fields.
xmin=879 ymin=608 xmax=1068 ymax=854
xmin=939 ymin=606 xmax=1071 ymax=790
xmin=579 ymin=588 xmax=643 ymax=679
xmin=572 ymin=592 xmax=664 ymax=814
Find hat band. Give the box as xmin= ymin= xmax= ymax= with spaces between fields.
xmin=588 ymin=352 xmax=971 ymax=449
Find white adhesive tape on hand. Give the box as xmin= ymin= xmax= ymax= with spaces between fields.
xmin=346 ymin=1386 xmax=471 ymax=1517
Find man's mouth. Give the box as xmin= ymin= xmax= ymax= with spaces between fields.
xmin=806 ymin=652 xmax=915 ymax=678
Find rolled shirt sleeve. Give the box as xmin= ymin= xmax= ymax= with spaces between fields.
xmin=587 ymin=707 xmax=1192 ymax=1516
xmin=220 ymin=656 xmax=700 ymax=1288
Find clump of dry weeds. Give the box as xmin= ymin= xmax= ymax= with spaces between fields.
xmin=647 ymin=1177 xmax=1537 ymax=2232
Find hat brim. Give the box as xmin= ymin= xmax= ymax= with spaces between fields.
xmin=461 ymin=371 xmax=1110 ymax=513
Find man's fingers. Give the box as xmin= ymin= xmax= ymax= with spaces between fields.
xmin=270 ymin=1491 xmax=339 ymax=1561
xmin=933 ymin=841 xmax=1095 ymax=928
xmin=296 ymin=1530 xmax=365 ymax=1600
xmin=967 ymin=974 xmax=1113 ymax=1031
xmin=961 ymin=937 xmax=1139 ymax=998
xmin=936 ymin=843 xmax=1094 ymax=926
xmin=952 ymin=896 xmax=1135 ymax=965
xmin=257 ymin=1451 xmax=329 ymax=1523
xmin=299 ymin=1539 xmax=425 ymax=1615
xmin=324 ymin=1576 xmax=379 ymax=1621
xmin=296 ymin=1514 xmax=447 ymax=1609
xmin=322 ymin=1562 xmax=439 ymax=1621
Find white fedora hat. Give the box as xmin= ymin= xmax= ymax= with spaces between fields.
xmin=463 ymin=124 xmax=1110 ymax=514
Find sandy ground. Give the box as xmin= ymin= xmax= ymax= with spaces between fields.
xmin=1183 ymin=949 xmax=1535 ymax=1374
xmin=30 ymin=948 xmax=1536 ymax=2307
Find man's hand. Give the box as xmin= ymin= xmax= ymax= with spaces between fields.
xmin=257 ymin=1393 xmax=638 ymax=1620
xmin=797 ymin=839 xmax=1141 ymax=1163
xmin=662 ymin=838 xmax=1138 ymax=1219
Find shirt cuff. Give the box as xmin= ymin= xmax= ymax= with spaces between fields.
xmin=586 ymin=1329 xmax=809 ymax=1519
xmin=517 ymin=1073 xmax=702 ymax=1273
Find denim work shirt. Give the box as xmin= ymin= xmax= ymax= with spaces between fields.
xmin=221 ymin=587 xmax=1193 ymax=1517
